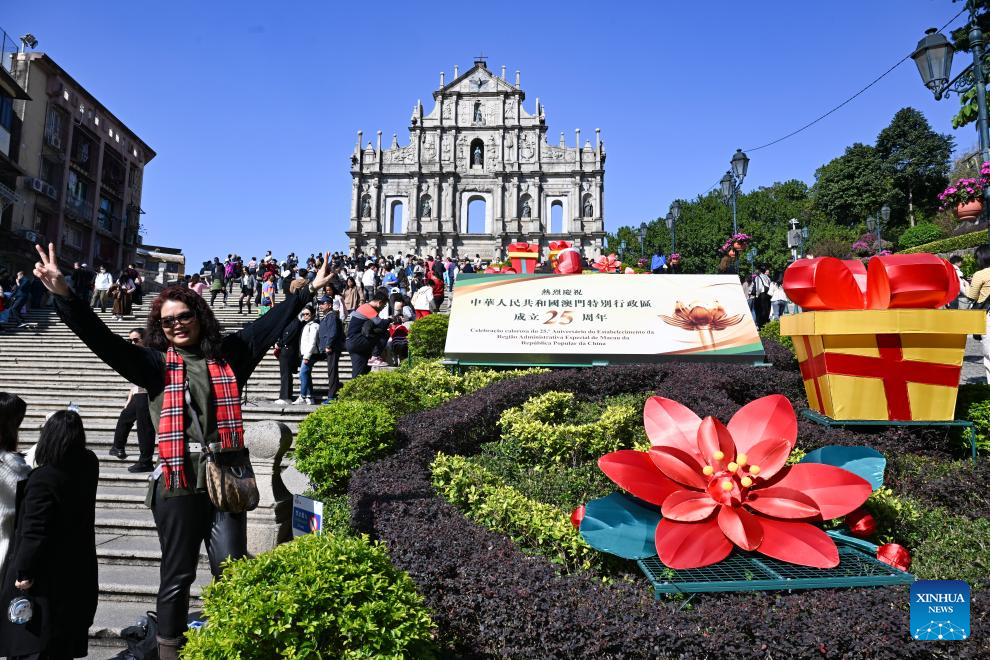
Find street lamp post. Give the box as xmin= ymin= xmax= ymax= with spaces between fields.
xmin=638 ymin=222 xmax=647 ymax=256
xmin=866 ymin=204 xmax=890 ymax=255
xmin=719 ymin=149 xmax=749 ymax=235
xmin=787 ymin=218 xmax=803 ymax=262
xmin=667 ymin=200 xmax=681 ymax=253
xmin=619 ymin=239 xmax=627 ymax=259
xmin=912 ymin=7 xmax=990 ymax=240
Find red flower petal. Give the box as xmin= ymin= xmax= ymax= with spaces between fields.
xmin=649 ymin=447 xmax=708 ymax=490
xmin=769 ymin=464 xmax=873 ymax=519
xmin=756 ymin=518 xmax=839 ymax=568
xmin=696 ymin=416 xmax=736 ymax=466
xmin=643 ymin=396 xmax=704 ymax=461
xmin=744 ymin=436 xmax=793 ymax=480
xmin=718 ymin=506 xmax=763 ymax=551
xmin=726 ymin=395 xmax=797 ymax=455
xmin=746 ymin=486 xmax=821 ymax=520
xmin=598 ymin=450 xmax=682 ymax=506
xmin=661 ymin=490 xmax=719 ymax=522
xmin=655 ymin=517 xmax=733 ymax=569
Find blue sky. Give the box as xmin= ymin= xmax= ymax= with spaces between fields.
xmin=2 ymin=0 xmax=974 ymax=268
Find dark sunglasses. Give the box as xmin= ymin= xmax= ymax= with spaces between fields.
xmin=160 ymin=311 xmax=196 ymax=329
xmin=128 ymin=337 xmax=142 ymax=344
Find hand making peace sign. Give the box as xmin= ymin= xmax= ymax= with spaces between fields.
xmin=33 ymin=242 xmax=72 ymax=298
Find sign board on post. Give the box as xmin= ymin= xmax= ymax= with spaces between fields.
xmin=444 ymin=272 xmax=764 ymax=366
xmin=292 ymin=494 xmax=323 ymax=537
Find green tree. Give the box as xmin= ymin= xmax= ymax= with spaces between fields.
xmin=874 ymin=107 xmax=953 ymax=227
xmin=810 ymin=143 xmax=889 ymax=225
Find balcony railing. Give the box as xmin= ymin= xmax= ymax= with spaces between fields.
xmin=1 ymin=28 xmax=16 ymax=76
xmin=96 ymin=212 xmax=122 ymax=237
xmin=65 ymin=195 xmax=93 ymax=223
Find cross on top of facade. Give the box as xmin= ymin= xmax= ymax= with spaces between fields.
xmin=474 ymin=54 xmax=487 ymax=68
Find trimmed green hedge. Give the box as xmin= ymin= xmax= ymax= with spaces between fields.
xmin=896 ymin=223 xmax=945 ymax=250
xmin=898 ymin=228 xmax=986 ymax=254
xmin=497 ymin=391 xmax=646 ymax=465
xmin=294 ymin=400 xmax=396 ymax=497
xmin=182 ymin=533 xmax=436 ymax=659
xmin=956 ymin=383 xmax=990 ymax=454
xmin=866 ymin=487 xmax=990 ymax=586
xmin=408 ymin=313 xmax=449 ymax=359
xmin=431 ymin=452 xmax=600 ymax=572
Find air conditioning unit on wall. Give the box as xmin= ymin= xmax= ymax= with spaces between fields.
xmin=44 ymin=183 xmax=57 ymax=199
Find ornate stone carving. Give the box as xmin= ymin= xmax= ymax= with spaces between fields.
xmin=520 ymin=133 xmax=536 ymax=162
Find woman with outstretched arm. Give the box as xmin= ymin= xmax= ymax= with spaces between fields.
xmin=29 ymin=243 xmax=333 ymax=660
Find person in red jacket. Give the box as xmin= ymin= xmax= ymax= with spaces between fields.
xmin=427 ymin=269 xmax=445 ymax=311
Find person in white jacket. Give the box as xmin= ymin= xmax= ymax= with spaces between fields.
xmin=0 ymin=393 xmax=31 ymax=578
xmin=769 ymin=274 xmax=790 ymax=320
xmin=295 ymin=306 xmax=320 ymax=405
xmin=91 ymin=265 xmax=114 ymax=313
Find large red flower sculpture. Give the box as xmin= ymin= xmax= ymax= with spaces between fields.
xmin=598 ymin=395 xmax=872 ymax=569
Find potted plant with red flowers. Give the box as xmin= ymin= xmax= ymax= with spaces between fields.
xmin=938 ymin=163 xmax=990 ymax=222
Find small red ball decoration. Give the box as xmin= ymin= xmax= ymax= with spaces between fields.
xmin=876 ymin=543 xmax=912 ymax=571
xmin=844 ymin=508 xmax=877 ymax=538
xmin=570 ymin=505 xmax=585 ymax=529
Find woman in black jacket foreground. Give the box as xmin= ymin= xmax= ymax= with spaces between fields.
xmin=0 ymin=410 xmax=99 ymax=659
xmin=28 ymin=243 xmax=332 ymax=659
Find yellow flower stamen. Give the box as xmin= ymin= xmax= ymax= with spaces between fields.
xmin=702 ymin=465 xmax=714 ymax=476
xmin=727 ymin=462 xmax=739 ymax=472
xmin=736 ymin=453 xmax=748 ymax=466
xmin=741 ymin=476 xmax=753 ymax=488
xmin=721 ymin=480 xmax=733 ymax=491
xmin=713 ymin=451 xmax=725 ymax=461
xmin=749 ymin=465 xmax=761 ymax=476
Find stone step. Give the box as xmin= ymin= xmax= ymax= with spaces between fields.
xmin=95 ymin=505 xmax=158 ymax=536
xmin=96 ymin=533 xmax=210 ymax=568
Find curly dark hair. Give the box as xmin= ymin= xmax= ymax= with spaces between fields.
xmin=145 ymin=285 xmax=225 ymax=359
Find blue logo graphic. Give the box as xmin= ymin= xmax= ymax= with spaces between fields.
xmin=910 ymin=580 xmax=970 ymax=641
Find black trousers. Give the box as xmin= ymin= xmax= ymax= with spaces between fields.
xmin=278 ymin=352 xmax=299 ymax=400
xmin=112 ymin=393 xmax=154 ymax=462
xmin=151 ymin=488 xmax=246 ymax=639
xmin=209 ymin=288 xmax=227 ymax=306
xmin=325 ymin=350 xmax=341 ymax=399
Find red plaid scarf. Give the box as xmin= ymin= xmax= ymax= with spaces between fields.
xmin=159 ymin=347 xmax=244 ymax=489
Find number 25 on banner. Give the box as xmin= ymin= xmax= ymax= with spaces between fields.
xmin=544 ymin=310 xmax=573 ymax=325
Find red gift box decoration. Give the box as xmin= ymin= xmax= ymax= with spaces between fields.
xmin=548 ymin=240 xmax=572 ymax=270
xmin=507 ymin=242 xmax=539 ymax=274
xmin=783 ymin=254 xmax=959 ymax=310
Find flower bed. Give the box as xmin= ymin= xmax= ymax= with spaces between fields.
xmin=348 ymin=356 xmax=990 ymax=657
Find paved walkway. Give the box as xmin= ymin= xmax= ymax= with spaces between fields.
xmin=963 ymin=336 xmax=986 ymax=385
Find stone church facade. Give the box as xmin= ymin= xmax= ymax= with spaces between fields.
xmin=346 ymin=58 xmax=606 ymax=260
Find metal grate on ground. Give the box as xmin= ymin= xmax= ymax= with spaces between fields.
xmin=636 ymin=532 xmax=914 ymax=597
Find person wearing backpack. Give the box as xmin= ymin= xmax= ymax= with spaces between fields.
xmin=345 ymin=291 xmax=390 ymax=378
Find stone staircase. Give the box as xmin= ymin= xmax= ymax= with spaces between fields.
xmin=0 ymin=293 xmax=453 ymax=657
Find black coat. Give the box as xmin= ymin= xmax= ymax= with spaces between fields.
xmin=0 ymin=449 xmax=99 ymax=658
xmin=278 ymin=317 xmax=304 ymax=373
xmin=318 ymin=312 xmax=344 ymax=352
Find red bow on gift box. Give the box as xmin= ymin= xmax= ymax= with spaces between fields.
xmin=483 ymin=265 xmax=517 ymax=274
xmin=783 ymin=254 xmax=959 ymax=310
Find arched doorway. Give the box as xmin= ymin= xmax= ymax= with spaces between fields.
xmin=467 ymin=197 xmax=486 ymax=234
xmin=389 ymin=201 xmax=404 ymax=234
xmin=550 ymin=200 xmax=564 ymax=234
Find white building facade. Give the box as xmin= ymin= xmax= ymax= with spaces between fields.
xmin=346 ymin=59 xmax=605 ymax=260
